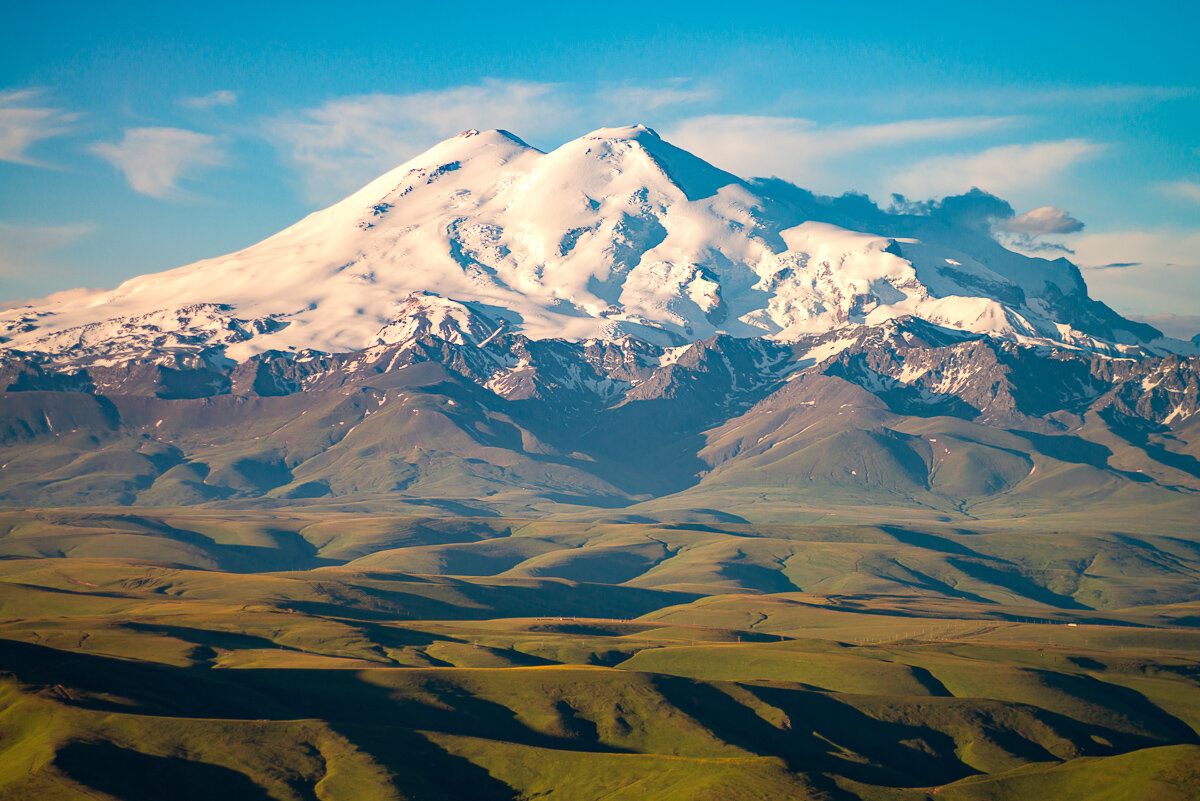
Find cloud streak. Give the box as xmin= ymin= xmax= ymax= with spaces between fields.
xmin=890 ymin=139 xmax=1104 ymax=199
xmin=268 ymin=80 xmax=572 ymax=201
xmin=0 ymin=89 xmax=77 ymax=166
xmin=897 ymin=84 xmax=1193 ymax=111
xmin=0 ymin=221 xmax=97 ymax=277
xmin=1069 ymin=227 xmax=1200 ymax=316
xmin=1126 ymin=313 xmax=1200 ymax=340
xmin=662 ymin=114 xmax=1017 ymax=186
xmin=264 ymin=80 xmax=801 ymax=202
xmin=598 ymin=82 xmax=713 ymax=112
xmin=1160 ymin=179 xmax=1200 ymax=204
xmin=91 ymin=127 xmax=227 ymax=199
xmin=181 ymin=90 xmax=238 ymax=110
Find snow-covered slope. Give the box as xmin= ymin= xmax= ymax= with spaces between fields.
xmin=0 ymin=125 xmax=1183 ymax=361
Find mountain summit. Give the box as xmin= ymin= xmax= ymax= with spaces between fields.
xmin=0 ymin=126 xmax=1178 ymax=362
xmin=0 ymin=127 xmax=1198 ymax=521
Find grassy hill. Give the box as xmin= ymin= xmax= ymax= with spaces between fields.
xmin=1 ymin=508 xmax=1199 ymax=799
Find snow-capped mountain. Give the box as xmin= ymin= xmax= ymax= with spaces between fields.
xmin=3 ymin=125 xmax=1198 ymax=517
xmin=0 ymin=125 xmax=1183 ymax=364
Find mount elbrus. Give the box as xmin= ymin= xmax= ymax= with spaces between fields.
xmin=1 ymin=125 xmax=1197 ymax=519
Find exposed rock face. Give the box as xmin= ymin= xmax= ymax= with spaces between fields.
xmin=1 ymin=127 xmax=1196 ymax=513
xmin=2 ymin=307 xmax=1197 ymax=510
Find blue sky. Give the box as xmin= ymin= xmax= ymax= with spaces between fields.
xmin=3 ymin=1 xmax=1198 ymax=333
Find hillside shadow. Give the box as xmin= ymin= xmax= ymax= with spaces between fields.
xmin=232 ymin=666 xmax=639 ymax=756
xmin=55 ymin=741 xmax=278 ymax=801
xmin=36 ymin=643 xmax=518 ymax=801
xmin=888 ymin=564 xmax=999 ymax=605
xmin=557 ymin=401 xmax=715 ymax=497
xmin=718 ymin=558 xmax=803 ymax=593
xmin=540 ymin=492 xmax=637 ymax=508
xmin=880 ymin=525 xmax=990 ymax=558
xmin=0 ymin=641 xmax=564 ymax=800
xmin=54 ymin=513 xmax=340 ymax=573
xmin=1028 ymin=669 xmax=1200 ymax=746
xmin=908 ymin=665 xmax=954 ymax=697
xmin=1102 ymin=410 xmax=1200 ymax=481
xmin=650 ymin=676 xmax=973 ymax=788
xmin=880 ymin=385 xmax=983 ymax=420
xmin=1011 ymin=431 xmax=1112 ymax=468
xmin=0 ymin=638 xmax=293 ymax=719
xmin=331 ymin=724 xmax=519 ymax=801
xmin=120 ymin=622 xmax=303 ymax=655
xmin=946 ymin=558 xmax=1091 ymax=610
xmin=10 ymin=637 xmax=1200 ymax=799
xmin=406 ymin=498 xmax=503 ymax=517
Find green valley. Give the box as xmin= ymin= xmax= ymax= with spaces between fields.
xmin=1 ymin=508 xmax=1199 ymax=799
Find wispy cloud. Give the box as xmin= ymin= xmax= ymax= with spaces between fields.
xmin=1030 ymin=85 xmax=1194 ymax=105
xmin=795 ymin=84 xmax=1195 ymax=116
xmin=0 ymin=89 xmax=77 ymax=166
xmin=0 ymin=221 xmax=97 ymax=277
xmin=598 ymin=82 xmax=713 ymax=112
xmin=1089 ymin=262 xmax=1141 ymax=270
xmin=267 ymin=79 xmax=751 ymax=202
xmin=890 ymin=139 xmax=1104 ymax=199
xmin=1072 ymin=228 xmax=1200 ymax=271
xmin=272 ymin=83 xmax=1010 ymax=204
xmin=1069 ymin=227 xmax=1200 ymax=316
xmin=91 ymin=127 xmax=227 ymax=199
xmin=181 ymin=89 xmax=238 ymax=110
xmin=917 ymin=84 xmax=1193 ymax=110
xmin=267 ymin=80 xmax=571 ymax=201
xmin=662 ymin=114 xmax=1016 ymax=186
xmin=1126 ymin=312 xmax=1200 ymax=340
xmin=1160 ymin=179 xmax=1200 ymax=204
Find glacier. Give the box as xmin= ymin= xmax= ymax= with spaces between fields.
xmin=0 ymin=125 xmax=1187 ymax=363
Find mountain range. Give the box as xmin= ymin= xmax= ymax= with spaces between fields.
xmin=0 ymin=124 xmax=1197 ymax=526
xmin=5 ymin=125 xmax=1200 ymax=801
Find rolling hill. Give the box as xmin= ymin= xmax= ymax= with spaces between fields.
xmin=0 ymin=125 xmax=1198 ymax=799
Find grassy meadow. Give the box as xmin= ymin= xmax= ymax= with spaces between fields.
xmin=0 ymin=507 xmax=1198 ymax=799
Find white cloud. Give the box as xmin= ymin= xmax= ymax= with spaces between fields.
xmin=1004 ymin=206 xmax=1084 ymax=235
xmin=268 ymin=80 xmax=571 ymax=202
xmin=0 ymin=285 xmax=105 ymax=311
xmin=1020 ymin=85 xmax=1194 ymax=105
xmin=782 ymin=84 xmax=1194 ymax=120
xmin=91 ymin=127 xmax=227 ymax=199
xmin=899 ymin=84 xmax=1193 ymax=111
xmin=266 ymin=80 xmax=854 ymax=203
xmin=181 ymin=90 xmax=238 ymax=110
xmin=1126 ymin=313 xmax=1200 ymax=340
xmin=1160 ymin=179 xmax=1200 ymax=204
xmin=890 ymin=139 xmax=1104 ymax=199
xmin=598 ymin=82 xmax=713 ymax=112
xmin=662 ymin=114 xmax=1016 ymax=186
xmin=1067 ymin=227 xmax=1200 ymax=317
xmin=0 ymin=222 xmax=97 ymax=277
xmin=0 ymin=89 xmax=77 ymax=166
xmin=1071 ymin=228 xmax=1200 ymax=270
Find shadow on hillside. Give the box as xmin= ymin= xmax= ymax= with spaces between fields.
xmin=120 ymin=622 xmax=304 ymax=653
xmin=11 ymin=511 xmax=342 ymax=573
xmin=8 ymin=638 xmax=1200 ymax=799
xmin=55 ymin=741 xmax=277 ymax=801
xmin=1102 ymin=411 xmax=1200 ymax=482
xmin=947 ymin=557 xmax=1092 ymax=610
xmin=1028 ymin=668 xmax=1200 ymax=745
xmin=650 ymin=675 xmax=972 ymax=788
xmin=332 ymin=724 xmax=520 ymax=801
xmin=1011 ymin=431 xmax=1113 ymax=469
